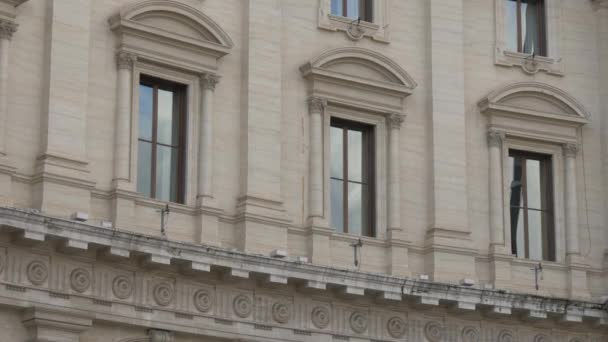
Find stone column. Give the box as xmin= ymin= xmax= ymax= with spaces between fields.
xmin=113 ymin=51 xmax=137 ymax=186
xmin=308 ymin=96 xmax=325 ymax=219
xmin=387 ymin=113 xmax=404 ymax=235
xmin=22 ymin=307 xmax=92 ymax=342
xmin=563 ymin=143 xmax=580 ymax=256
xmin=488 ymin=129 xmax=506 ymax=248
xmin=0 ymin=19 xmax=16 ymax=158
xmin=197 ymin=73 xmax=219 ymax=205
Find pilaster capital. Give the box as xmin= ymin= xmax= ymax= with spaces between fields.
xmin=563 ymin=143 xmax=580 ymax=158
xmin=200 ymin=73 xmax=220 ymax=90
xmin=387 ymin=113 xmax=405 ymax=129
xmin=0 ymin=19 xmax=17 ymax=40
xmin=487 ymin=129 xmax=506 ymax=148
xmin=116 ymin=51 xmax=137 ymax=70
xmin=308 ymin=96 xmax=326 ymax=114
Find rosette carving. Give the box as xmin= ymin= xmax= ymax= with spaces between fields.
xmin=311 ymin=306 xmax=330 ymax=329
xmin=193 ymin=289 xmax=213 ymax=312
xmin=272 ymin=302 xmax=290 ymax=324
xmin=462 ymin=326 xmax=480 ymax=342
xmin=349 ymin=311 xmax=368 ymax=334
xmin=70 ymin=268 xmax=91 ymax=293
xmin=112 ymin=275 xmax=133 ymax=299
xmin=26 ymin=260 xmax=48 ymax=285
xmin=497 ymin=330 xmax=515 ymax=342
xmin=153 ymin=282 xmax=174 ymax=306
xmin=424 ymin=321 xmax=444 ymax=342
xmin=386 ymin=316 xmax=406 ymax=338
xmin=232 ymin=294 xmax=252 ymax=318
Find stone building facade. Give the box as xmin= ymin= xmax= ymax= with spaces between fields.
xmin=0 ymin=0 xmax=606 ymax=341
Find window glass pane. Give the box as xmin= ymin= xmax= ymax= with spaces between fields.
xmin=348 ymin=182 xmax=362 ymax=236
xmin=526 ymin=159 xmax=542 ymax=210
xmin=137 ymin=141 xmax=152 ymax=198
xmin=330 ymin=0 xmax=343 ymax=16
xmin=156 ymin=145 xmax=179 ymax=202
xmin=527 ymin=209 xmax=543 ymax=260
xmin=348 ymin=129 xmax=363 ymax=182
xmin=330 ymin=126 xmax=343 ymax=179
xmin=157 ymin=89 xmax=179 ymax=146
xmin=331 ymin=179 xmax=344 ymax=233
xmin=509 ymin=156 xmax=523 ymax=207
xmin=346 ymin=0 xmax=359 ymax=19
xmin=504 ymin=0 xmax=518 ymax=52
xmin=521 ymin=0 xmax=540 ymax=54
xmin=139 ymin=85 xmax=153 ymax=140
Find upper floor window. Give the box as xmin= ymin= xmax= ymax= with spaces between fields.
xmin=137 ymin=75 xmax=187 ymax=204
xmin=509 ymin=150 xmax=555 ymax=261
xmin=331 ymin=0 xmax=373 ymax=22
xmin=504 ymin=0 xmax=546 ymax=56
xmin=330 ymin=117 xmax=375 ymax=237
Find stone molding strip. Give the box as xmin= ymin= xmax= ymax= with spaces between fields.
xmin=0 ymin=207 xmax=606 ymax=327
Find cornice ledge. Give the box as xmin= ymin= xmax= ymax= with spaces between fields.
xmin=1 ymin=207 xmax=607 ymax=327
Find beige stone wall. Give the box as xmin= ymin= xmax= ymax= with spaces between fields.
xmin=0 ymin=0 xmax=605 ymax=305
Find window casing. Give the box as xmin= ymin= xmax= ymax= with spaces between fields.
xmin=330 ymin=0 xmax=373 ymax=22
xmin=330 ymin=117 xmax=375 ymax=237
xmin=508 ymin=150 xmax=555 ymax=261
xmin=137 ymin=75 xmax=187 ymax=204
xmin=503 ymin=0 xmax=546 ymax=56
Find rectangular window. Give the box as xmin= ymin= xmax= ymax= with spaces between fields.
xmin=330 ymin=0 xmax=373 ymax=22
xmin=508 ymin=150 xmax=554 ymax=261
xmin=330 ymin=117 xmax=375 ymax=237
xmin=504 ymin=0 xmax=546 ymax=56
xmin=137 ymin=75 xmax=187 ymax=204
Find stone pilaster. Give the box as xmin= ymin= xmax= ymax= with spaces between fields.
xmin=22 ymin=307 xmax=92 ymax=342
xmin=113 ymin=51 xmax=136 ymax=187
xmin=0 ymin=18 xmax=17 ymax=206
xmin=236 ymin=0 xmax=288 ymax=255
xmin=34 ymin=0 xmax=94 ymax=217
xmin=196 ymin=73 xmax=222 ymax=246
xmin=424 ymin=0 xmax=474 ymax=282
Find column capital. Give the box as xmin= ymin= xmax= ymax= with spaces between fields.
xmin=563 ymin=143 xmax=580 ymax=158
xmin=200 ymin=73 xmax=220 ymax=90
xmin=308 ymin=96 xmax=326 ymax=114
xmin=0 ymin=19 xmax=17 ymax=40
xmin=487 ymin=129 xmax=506 ymax=148
xmin=148 ymin=329 xmax=174 ymax=342
xmin=387 ymin=113 xmax=405 ymax=129
xmin=22 ymin=306 xmax=92 ymax=341
xmin=116 ymin=51 xmax=137 ymax=70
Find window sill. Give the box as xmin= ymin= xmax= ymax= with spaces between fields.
xmin=495 ymin=47 xmax=563 ymax=76
xmin=330 ymin=231 xmax=388 ymax=247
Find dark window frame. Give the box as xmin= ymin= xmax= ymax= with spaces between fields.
xmin=508 ymin=0 xmax=547 ymax=56
xmin=330 ymin=117 xmax=376 ymax=237
xmin=332 ymin=0 xmax=374 ymax=22
xmin=138 ymin=75 xmax=187 ymax=204
xmin=509 ymin=149 xmax=555 ymax=261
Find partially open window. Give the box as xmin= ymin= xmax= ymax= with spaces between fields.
xmin=330 ymin=117 xmax=375 ymax=237
xmin=504 ymin=0 xmax=546 ymax=56
xmin=137 ymin=75 xmax=187 ymax=204
xmin=330 ymin=0 xmax=373 ymax=22
xmin=509 ymin=150 xmax=554 ymax=261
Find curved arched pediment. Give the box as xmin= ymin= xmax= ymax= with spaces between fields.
xmin=300 ymin=47 xmax=417 ymax=114
xmin=111 ymin=0 xmax=233 ymax=49
xmin=109 ymin=0 xmax=232 ymax=72
xmin=301 ymin=47 xmax=417 ymax=90
xmin=479 ymin=82 xmax=590 ymax=122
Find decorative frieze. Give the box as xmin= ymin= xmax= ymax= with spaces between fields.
xmin=349 ymin=310 xmax=368 ymax=334
xmin=233 ymin=293 xmax=253 ymax=318
xmin=193 ymin=288 xmax=213 ymax=312
xmin=26 ymin=260 xmax=48 ymax=285
xmin=272 ymin=302 xmax=290 ymax=324
xmin=497 ymin=329 xmax=515 ymax=342
xmin=112 ymin=274 xmax=134 ymax=299
xmin=70 ymin=267 xmax=91 ymax=293
xmin=153 ymin=282 xmax=175 ymax=306
xmin=461 ymin=326 xmax=480 ymax=342
xmin=311 ymin=306 xmax=331 ymax=329
xmin=386 ymin=316 xmax=406 ymax=338
xmin=424 ymin=321 xmax=444 ymax=342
